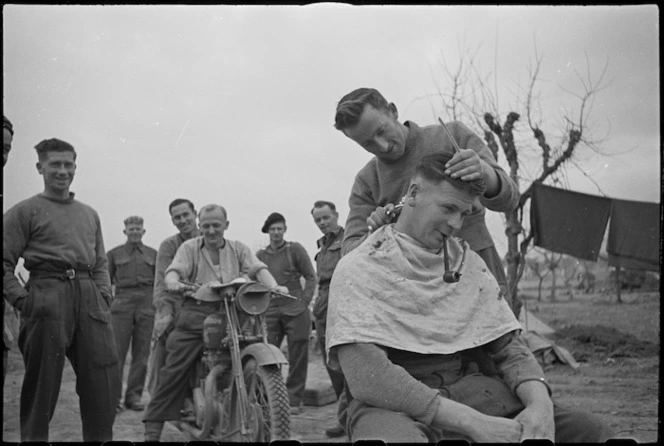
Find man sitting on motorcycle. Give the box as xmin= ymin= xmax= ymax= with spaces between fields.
xmin=143 ymin=204 xmax=287 ymax=441
xmin=325 ymin=153 xmax=614 ymax=443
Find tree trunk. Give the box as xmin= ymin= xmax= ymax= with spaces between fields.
xmin=550 ymin=270 xmax=556 ymax=302
xmin=505 ymin=209 xmax=522 ymax=316
xmin=615 ymin=266 xmax=622 ymax=304
xmin=537 ymin=278 xmax=543 ymax=301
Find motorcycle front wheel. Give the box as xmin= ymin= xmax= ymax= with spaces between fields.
xmin=241 ymin=358 xmax=291 ymax=441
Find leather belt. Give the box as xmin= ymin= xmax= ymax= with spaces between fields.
xmin=30 ymin=268 xmax=93 ymax=281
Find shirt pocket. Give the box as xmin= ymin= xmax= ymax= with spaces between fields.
xmin=137 ymin=253 xmax=157 ymax=281
xmin=113 ymin=255 xmax=133 ymax=282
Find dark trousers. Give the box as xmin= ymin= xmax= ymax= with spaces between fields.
xmin=266 ymin=308 xmax=310 ymax=406
xmin=111 ymin=287 xmax=155 ymax=405
xmin=18 ymin=276 xmax=120 ymax=442
xmin=143 ymin=300 xmax=216 ymax=422
xmin=3 ymin=347 xmax=7 ymax=387
xmin=315 ymin=316 xmax=345 ymax=398
xmin=346 ymin=374 xmax=614 ymax=442
xmin=147 ymin=334 xmax=168 ymax=397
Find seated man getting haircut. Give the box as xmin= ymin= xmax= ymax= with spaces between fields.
xmin=325 ymin=153 xmax=613 ymax=443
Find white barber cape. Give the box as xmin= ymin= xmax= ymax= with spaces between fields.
xmin=326 ymin=224 xmax=521 ymax=369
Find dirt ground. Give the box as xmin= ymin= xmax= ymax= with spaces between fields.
xmin=3 ymin=289 xmax=660 ymax=443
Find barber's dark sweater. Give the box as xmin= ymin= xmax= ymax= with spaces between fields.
xmin=3 ymin=193 xmax=112 ymax=306
xmin=343 ymin=121 xmax=520 ymax=255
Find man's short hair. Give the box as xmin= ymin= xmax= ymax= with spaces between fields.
xmin=168 ymin=198 xmax=196 ymax=215
xmin=3 ymin=116 xmax=14 ymax=135
xmin=199 ymin=204 xmax=227 ymax=220
xmin=414 ymin=153 xmax=487 ymax=196
xmin=334 ymin=87 xmax=391 ymax=131
xmin=311 ymin=200 xmax=337 ymax=215
xmin=124 ymin=215 xmax=144 ymax=226
xmin=34 ymin=138 xmax=77 ymax=162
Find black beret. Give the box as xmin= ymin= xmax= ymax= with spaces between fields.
xmin=261 ymin=212 xmax=286 ymax=233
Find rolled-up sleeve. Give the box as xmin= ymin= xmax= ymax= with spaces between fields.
xmin=485 ymin=331 xmax=552 ymax=396
xmin=235 ymin=243 xmax=268 ymax=278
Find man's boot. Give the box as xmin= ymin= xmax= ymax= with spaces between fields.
xmin=145 ymin=421 xmax=164 ymax=442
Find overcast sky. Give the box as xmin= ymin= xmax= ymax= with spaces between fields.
xmin=3 ymin=4 xmax=660 ymax=262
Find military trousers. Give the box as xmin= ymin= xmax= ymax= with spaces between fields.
xmin=315 ymin=315 xmax=345 ymax=399
xmin=266 ymin=305 xmax=310 ymax=406
xmin=143 ymin=299 xmax=219 ymax=422
xmin=18 ymin=274 xmax=120 ymax=442
xmin=110 ymin=286 xmax=155 ymax=406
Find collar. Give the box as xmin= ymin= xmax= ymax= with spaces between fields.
xmin=197 ymin=236 xmax=226 ymax=251
xmin=125 ymin=242 xmax=144 ymax=253
xmin=403 ymin=120 xmax=419 ymax=150
xmin=38 ymin=191 xmax=76 ymax=204
xmin=266 ymin=240 xmax=288 ymax=254
xmin=176 ymin=229 xmax=201 ymax=244
xmin=317 ymin=226 xmax=343 ymax=248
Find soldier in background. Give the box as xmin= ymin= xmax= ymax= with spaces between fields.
xmin=107 ymin=215 xmax=158 ymax=412
xmin=310 ymin=200 xmax=346 ymax=438
xmin=146 ymin=198 xmax=200 ymax=397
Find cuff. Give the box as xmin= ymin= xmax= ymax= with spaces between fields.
xmin=515 ymin=377 xmax=553 ymax=397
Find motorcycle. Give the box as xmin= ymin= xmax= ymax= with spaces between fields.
xmin=174 ymin=277 xmax=292 ymax=442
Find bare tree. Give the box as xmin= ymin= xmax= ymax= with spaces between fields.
xmin=429 ymin=44 xmax=612 ymax=318
xmin=525 ymin=256 xmax=549 ymax=301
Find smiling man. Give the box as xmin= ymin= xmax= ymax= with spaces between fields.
xmin=257 ymin=212 xmax=317 ymax=415
xmin=106 ymin=216 xmax=157 ymax=413
xmin=310 ymin=201 xmax=346 ymax=437
xmin=333 ymin=88 xmax=519 ymax=303
xmin=325 ymin=153 xmax=613 ymax=443
xmin=3 ymin=138 xmax=120 ymax=441
xmin=143 ymin=204 xmax=285 ymax=441
xmin=147 ymin=198 xmax=200 ymax=397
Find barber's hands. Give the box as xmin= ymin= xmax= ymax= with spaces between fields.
xmin=514 ymin=400 xmax=555 ymax=441
xmin=153 ymin=313 xmax=174 ymax=340
xmin=445 ymin=148 xmax=486 ymax=182
xmin=367 ymin=203 xmax=397 ymax=232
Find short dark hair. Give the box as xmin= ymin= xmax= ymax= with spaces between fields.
xmin=334 ymin=87 xmax=391 ymax=131
xmin=34 ymin=138 xmax=77 ymax=162
xmin=414 ymin=153 xmax=486 ymax=196
xmin=3 ymin=116 xmax=14 ymax=135
xmin=124 ymin=215 xmax=144 ymax=226
xmin=168 ymin=198 xmax=196 ymax=215
xmin=311 ymin=200 xmax=337 ymax=215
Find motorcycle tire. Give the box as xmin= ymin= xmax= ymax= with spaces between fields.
xmin=241 ymin=358 xmax=291 ymax=441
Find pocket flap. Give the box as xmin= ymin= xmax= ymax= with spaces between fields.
xmin=90 ymin=309 xmax=112 ymax=324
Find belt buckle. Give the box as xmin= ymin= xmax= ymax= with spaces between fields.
xmin=66 ymin=268 xmax=76 ymax=280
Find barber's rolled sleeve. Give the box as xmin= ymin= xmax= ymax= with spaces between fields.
xmin=486 ymin=332 xmax=552 ymax=396
xmin=479 ymin=167 xmax=520 ymax=212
